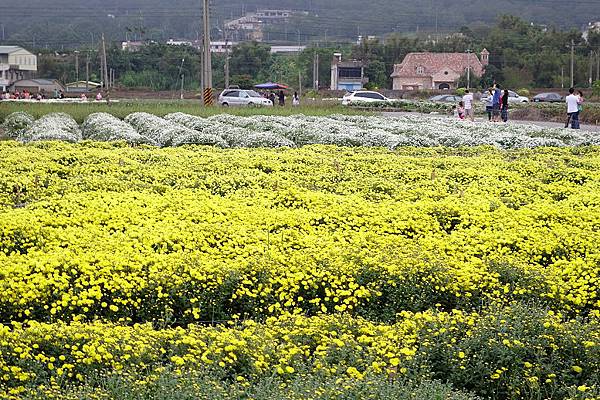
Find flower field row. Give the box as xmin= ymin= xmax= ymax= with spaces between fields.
xmin=1 ymin=143 xmax=599 ymax=325
xmin=2 ymin=307 xmax=599 ymax=399
xmin=3 ymin=111 xmax=599 ymax=149
xmin=1 ymin=141 xmax=600 ymax=398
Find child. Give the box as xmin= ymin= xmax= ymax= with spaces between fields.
xmin=457 ymin=101 xmax=465 ymax=120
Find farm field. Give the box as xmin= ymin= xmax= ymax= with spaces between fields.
xmin=3 ymin=111 xmax=600 ymax=149
xmin=1 ymin=105 xmax=600 ymax=399
xmin=0 ymin=101 xmax=363 ymax=124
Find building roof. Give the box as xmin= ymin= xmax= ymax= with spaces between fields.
xmin=391 ymin=52 xmax=484 ymax=79
xmin=0 ymin=46 xmax=30 ymax=55
xmin=66 ymin=80 xmax=101 ymax=87
xmin=12 ymin=79 xmax=64 ymax=87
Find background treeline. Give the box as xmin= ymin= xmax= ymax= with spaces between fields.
xmin=35 ymin=16 xmax=600 ymax=92
xmin=0 ymin=0 xmax=598 ymax=48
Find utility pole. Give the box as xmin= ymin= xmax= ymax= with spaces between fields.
xmin=298 ymin=71 xmax=302 ymax=97
xmin=589 ymin=51 xmax=594 ymax=88
xmin=101 ymin=33 xmax=109 ymax=90
xmin=200 ymin=42 xmax=204 ymax=95
xmin=313 ymin=52 xmax=319 ymax=90
xmin=178 ymin=58 xmax=185 ymax=100
xmin=224 ymin=33 xmax=230 ymax=89
xmin=466 ymin=49 xmax=471 ymax=90
xmin=85 ymin=52 xmax=90 ymax=92
xmin=74 ymin=51 xmax=80 ymax=83
xmin=596 ymin=50 xmax=600 ymax=82
xmin=570 ymin=39 xmax=575 ymax=88
xmin=202 ymin=0 xmax=213 ymax=106
xmin=561 ymin=67 xmax=564 ymax=89
xmin=1 ymin=24 xmax=5 ymax=41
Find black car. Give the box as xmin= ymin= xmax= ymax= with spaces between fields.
xmin=532 ymin=93 xmax=563 ymax=103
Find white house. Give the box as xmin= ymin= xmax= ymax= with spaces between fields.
xmin=0 ymin=46 xmax=37 ymax=92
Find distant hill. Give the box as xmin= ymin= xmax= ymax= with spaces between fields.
xmin=0 ymin=0 xmax=597 ymax=48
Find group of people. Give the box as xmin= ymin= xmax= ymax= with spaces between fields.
xmin=454 ymin=85 xmax=586 ymax=130
xmin=1 ymin=89 xmax=108 ymax=103
xmin=1 ymin=89 xmax=58 ymax=101
xmin=455 ymin=85 xmax=510 ymax=123
xmin=259 ymin=90 xmax=301 ymax=107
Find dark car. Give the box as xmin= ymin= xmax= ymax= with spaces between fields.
xmin=533 ymin=93 xmax=563 ymax=103
xmin=429 ymin=95 xmax=463 ymax=103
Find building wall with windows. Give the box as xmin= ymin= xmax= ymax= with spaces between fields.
xmin=391 ymin=50 xmax=488 ymax=91
xmin=0 ymin=46 xmax=37 ymax=92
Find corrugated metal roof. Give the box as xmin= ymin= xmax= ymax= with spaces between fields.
xmin=0 ymin=46 xmax=29 ymax=54
xmin=14 ymin=79 xmax=57 ymax=85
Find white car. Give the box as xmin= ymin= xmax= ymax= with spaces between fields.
xmin=218 ymin=89 xmax=273 ymax=107
xmin=481 ymin=90 xmax=530 ymax=104
xmin=342 ymin=91 xmax=392 ymax=106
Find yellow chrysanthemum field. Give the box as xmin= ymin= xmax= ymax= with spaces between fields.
xmin=1 ymin=140 xmax=599 ymax=399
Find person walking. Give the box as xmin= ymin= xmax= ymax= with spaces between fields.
xmin=501 ymin=89 xmax=509 ymax=123
xmin=492 ymin=84 xmax=502 ymax=122
xmin=292 ymin=91 xmax=300 ymax=107
xmin=485 ymin=88 xmax=494 ymax=121
xmin=278 ymin=90 xmax=285 ymax=106
xmin=463 ymin=89 xmax=474 ymax=122
xmin=565 ymin=88 xmax=580 ymax=129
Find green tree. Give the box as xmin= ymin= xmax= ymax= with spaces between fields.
xmin=230 ymin=42 xmax=272 ymax=79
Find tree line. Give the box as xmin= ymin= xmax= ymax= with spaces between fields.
xmin=36 ymin=15 xmax=600 ymax=92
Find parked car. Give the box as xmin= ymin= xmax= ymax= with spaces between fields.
xmin=481 ymin=90 xmax=530 ymax=104
xmin=532 ymin=93 xmax=563 ymax=103
xmin=342 ymin=91 xmax=392 ymax=105
xmin=218 ymin=89 xmax=273 ymax=107
xmin=429 ymin=94 xmax=463 ymax=103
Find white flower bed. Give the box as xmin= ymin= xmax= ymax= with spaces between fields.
xmin=4 ymin=111 xmax=599 ymax=149
xmin=2 ymin=112 xmax=35 ymax=139
xmin=125 ymin=112 xmax=191 ymax=147
xmin=82 ymin=113 xmax=153 ymax=145
xmin=20 ymin=113 xmax=82 ymax=143
xmin=125 ymin=112 xmax=226 ymax=147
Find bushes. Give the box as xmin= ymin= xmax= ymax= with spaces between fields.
xmin=1 ymin=111 xmax=34 ymax=139
xmin=9 ymin=111 xmax=600 ymax=150
xmin=1 ymin=307 xmax=598 ymax=399
xmin=82 ymin=113 xmax=152 ymax=144
xmin=19 ymin=113 xmax=82 ymax=143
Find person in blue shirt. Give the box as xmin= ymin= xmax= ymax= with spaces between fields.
xmin=492 ymin=84 xmax=502 ymax=122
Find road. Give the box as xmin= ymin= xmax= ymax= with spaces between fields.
xmin=381 ymin=112 xmax=600 ymax=132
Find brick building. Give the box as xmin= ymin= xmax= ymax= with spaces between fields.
xmin=391 ymin=49 xmax=489 ymax=90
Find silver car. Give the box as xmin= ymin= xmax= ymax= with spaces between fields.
xmin=218 ymin=89 xmax=273 ymax=107
xmin=481 ymin=90 xmax=530 ymax=104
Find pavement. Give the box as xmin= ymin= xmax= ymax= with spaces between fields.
xmin=381 ymin=111 xmax=600 ymax=132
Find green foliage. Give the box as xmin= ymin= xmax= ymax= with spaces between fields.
xmin=229 ymin=74 xmax=256 ymax=89
xmin=230 ymin=42 xmax=272 ymax=79
xmin=119 ymin=70 xmax=170 ymax=90
xmin=593 ymin=80 xmax=600 ymax=97
xmin=20 ymin=371 xmax=479 ymax=400
xmin=0 ymin=102 xmax=366 ymax=125
xmin=3 ymin=0 xmax=599 ymax=50
xmin=517 ymin=88 xmax=531 ymax=96
xmin=456 ymin=88 xmax=467 ymax=96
